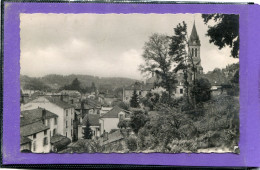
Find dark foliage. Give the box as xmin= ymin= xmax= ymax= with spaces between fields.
xmin=141 ymin=92 xmax=160 ymax=110
xmin=130 ymin=90 xmax=140 ymax=108
xmin=126 ymin=137 xmax=138 ymax=151
xmin=130 ymin=109 xmax=149 ymax=134
xmin=83 ymin=117 xmax=93 ymax=139
xmin=117 ymin=120 xmax=129 ymax=129
xmin=191 ymin=78 xmax=211 ymax=103
xmin=202 ymin=14 xmax=239 ymax=58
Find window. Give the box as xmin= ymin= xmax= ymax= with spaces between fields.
xmin=53 ymin=129 xmax=56 ymax=135
xmin=71 ymin=119 xmax=73 ymax=126
xmin=66 ymin=110 xmax=68 ymax=116
xmin=66 ymin=121 xmax=68 ymax=128
xmin=93 ymin=130 xmax=95 ymax=136
xmin=125 ymin=97 xmax=128 ymax=100
xmin=66 ymin=132 xmax=67 ymax=137
xmin=180 ymin=89 xmax=183 ymax=94
xmin=46 ymin=119 xmax=50 ymax=127
xmin=43 ymin=137 xmax=48 ymax=146
xmin=192 ymin=48 xmax=194 ymax=56
xmin=33 ymin=134 xmax=37 ymax=139
xmin=54 ymin=118 xmax=57 ymax=125
xmin=139 ymin=91 xmax=142 ymax=95
xmin=44 ymin=130 xmax=47 ymax=135
xmin=33 ymin=141 xmax=36 ymax=151
xmin=195 ymin=48 xmax=197 ymax=57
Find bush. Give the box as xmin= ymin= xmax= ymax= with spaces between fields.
xmin=129 ymin=109 xmax=149 ymax=134
xmin=191 ymin=78 xmax=211 ymax=103
xmin=126 ymin=137 xmax=137 ymax=151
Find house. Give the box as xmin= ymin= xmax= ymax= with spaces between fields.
xmin=103 ymin=94 xmax=118 ymax=106
xmin=100 ymin=107 xmax=113 ymax=116
xmin=123 ymin=82 xmax=153 ymax=103
xmin=20 ymin=108 xmax=72 ymax=153
xmin=21 ymin=108 xmax=59 ymax=138
xmin=60 ymin=90 xmax=81 ymax=98
xmin=99 ymin=106 xmax=131 ymax=134
xmin=78 ymin=114 xmax=101 ymax=139
xmin=20 ymin=113 xmax=51 ymax=153
xmin=20 ymin=96 xmax=75 ymax=141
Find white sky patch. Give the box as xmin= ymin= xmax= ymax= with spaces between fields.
xmin=20 ymin=13 xmax=239 ymax=80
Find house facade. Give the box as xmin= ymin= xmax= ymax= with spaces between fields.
xmin=20 ymin=120 xmax=51 ymax=153
xmin=21 ymin=96 xmax=75 ymax=141
xmin=99 ymin=106 xmax=130 ymax=134
xmin=20 ymin=108 xmax=60 ymax=153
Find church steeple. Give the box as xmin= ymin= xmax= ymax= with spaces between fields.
xmin=188 ymin=20 xmax=203 ymax=74
xmin=188 ymin=21 xmax=201 ymax=46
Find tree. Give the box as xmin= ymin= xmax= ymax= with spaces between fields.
xmin=139 ymin=33 xmax=177 ymax=103
xmin=118 ymin=120 xmax=129 ymax=129
xmin=142 ymin=92 xmax=160 ymax=111
xmin=191 ymin=78 xmax=211 ymax=103
xmin=130 ymin=109 xmax=149 ymax=134
xmin=83 ymin=117 xmax=93 ymax=139
xmin=130 ymin=89 xmax=139 ymax=108
xmin=202 ymin=14 xmax=239 ymax=58
xmin=168 ymin=21 xmax=196 ymax=105
xmin=71 ymin=78 xmax=81 ymax=91
xmin=91 ymin=82 xmax=96 ymax=93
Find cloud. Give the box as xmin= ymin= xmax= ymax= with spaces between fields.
xmin=20 ymin=13 xmax=239 ymax=79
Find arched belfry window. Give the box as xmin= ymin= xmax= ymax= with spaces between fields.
xmin=192 ymin=48 xmax=194 ymax=57
xmin=195 ymin=48 xmax=197 ymax=57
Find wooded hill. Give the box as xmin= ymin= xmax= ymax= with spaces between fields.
xmin=20 ymin=74 xmax=138 ymax=91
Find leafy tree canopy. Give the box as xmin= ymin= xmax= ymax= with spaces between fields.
xmin=139 ymin=33 xmax=177 ymax=102
xmin=202 ymin=14 xmax=239 ymax=58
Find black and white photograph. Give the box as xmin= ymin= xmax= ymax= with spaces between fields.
xmin=20 ymin=13 xmax=239 ymax=153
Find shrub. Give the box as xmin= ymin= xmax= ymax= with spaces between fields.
xmin=126 ymin=137 xmax=138 ymax=151
xmin=129 ymin=109 xmax=149 ymax=134
xmin=191 ymin=78 xmax=211 ymax=103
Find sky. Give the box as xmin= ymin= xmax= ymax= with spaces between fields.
xmin=20 ymin=13 xmax=239 ymax=80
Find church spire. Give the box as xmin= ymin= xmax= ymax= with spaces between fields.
xmin=188 ymin=21 xmax=200 ymax=46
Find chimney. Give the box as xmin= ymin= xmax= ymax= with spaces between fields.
xmin=42 ymin=109 xmax=46 ymax=124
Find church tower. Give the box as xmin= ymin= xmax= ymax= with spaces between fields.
xmin=188 ymin=21 xmax=203 ymax=75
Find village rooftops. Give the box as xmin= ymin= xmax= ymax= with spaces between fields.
xmin=50 ymin=134 xmax=71 ymax=151
xmin=100 ymin=106 xmax=130 ymax=118
xmin=44 ymin=96 xmax=74 ymax=109
xmin=85 ymin=98 xmax=102 ymax=108
xmin=124 ymin=82 xmax=154 ymax=91
xmin=21 ymin=108 xmax=58 ymax=126
xmin=82 ymin=114 xmax=100 ymax=126
xmin=20 ymin=121 xmax=49 ymax=137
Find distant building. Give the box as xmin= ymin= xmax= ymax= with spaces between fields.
xmin=78 ymin=114 xmax=101 ymax=139
xmin=123 ymin=82 xmax=154 ymax=103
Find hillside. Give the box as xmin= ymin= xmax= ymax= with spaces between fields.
xmin=20 ymin=74 xmax=138 ymax=91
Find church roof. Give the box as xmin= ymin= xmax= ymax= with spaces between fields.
xmin=188 ymin=21 xmax=200 ymax=46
